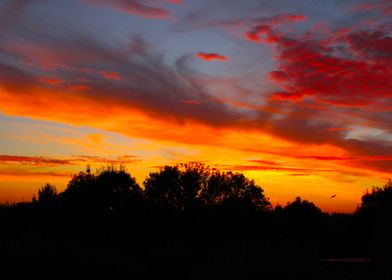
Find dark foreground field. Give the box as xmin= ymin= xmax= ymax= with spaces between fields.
xmin=1 ymin=165 xmax=391 ymax=279
xmin=1 ymin=204 xmax=390 ymax=279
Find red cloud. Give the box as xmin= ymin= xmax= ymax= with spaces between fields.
xmin=39 ymin=77 xmax=63 ymax=85
xmin=68 ymin=85 xmax=92 ymax=91
xmin=1 ymin=12 xmax=391 ymax=175
xmin=196 ymin=52 xmax=229 ymax=61
xmin=351 ymin=0 xmax=392 ymax=15
xmin=181 ymin=99 xmax=202 ymax=105
xmin=269 ymin=71 xmax=288 ymax=82
xmin=345 ymin=30 xmax=392 ymax=61
xmin=99 ymin=70 xmax=123 ymax=81
xmin=245 ymin=13 xmax=305 ymax=43
xmin=88 ymin=0 xmax=172 ymax=19
xmin=246 ymin=25 xmax=281 ymax=43
xmin=326 ymin=127 xmax=352 ymax=132
xmin=247 ymin=159 xmax=280 ymax=166
xmin=266 ymin=29 xmax=392 ymax=106
xmin=259 ymin=13 xmax=305 ymax=26
xmin=269 ymin=92 xmax=303 ymax=101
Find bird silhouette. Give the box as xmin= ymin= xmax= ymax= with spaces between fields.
xmin=330 ymin=194 xmax=336 ymax=199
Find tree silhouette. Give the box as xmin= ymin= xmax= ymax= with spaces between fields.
xmin=144 ymin=163 xmax=270 ymax=211
xmin=60 ymin=167 xmax=96 ymax=210
xmin=61 ymin=165 xmax=142 ymax=212
xmin=356 ymin=180 xmax=392 ymax=218
xmin=356 ymin=180 xmax=392 ymax=266
xmin=200 ymin=169 xmax=271 ymax=211
xmin=144 ymin=165 xmax=192 ymax=210
xmin=282 ymin=197 xmax=323 ymax=228
xmin=95 ymin=165 xmax=143 ymax=211
xmin=8 ymin=163 xmax=391 ymax=278
xmin=34 ymin=183 xmax=58 ymax=208
xmin=284 ymin=196 xmax=321 ymax=214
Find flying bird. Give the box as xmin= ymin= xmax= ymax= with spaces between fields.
xmin=330 ymin=194 xmax=336 ymax=199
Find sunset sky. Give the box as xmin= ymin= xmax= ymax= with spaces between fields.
xmin=0 ymin=0 xmax=391 ymax=212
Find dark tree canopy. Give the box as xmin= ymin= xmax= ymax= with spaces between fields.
xmin=95 ymin=165 xmax=143 ymax=210
xmin=144 ymin=162 xmax=270 ymax=211
xmin=35 ymin=183 xmax=58 ymax=207
xmin=356 ymin=180 xmax=392 ymax=218
xmin=201 ymin=170 xmax=271 ymax=210
xmin=61 ymin=165 xmax=142 ymax=212
xmin=60 ymin=168 xmax=96 ymax=209
xmin=144 ymin=164 xmax=205 ymax=210
xmin=283 ymin=196 xmax=323 ymax=220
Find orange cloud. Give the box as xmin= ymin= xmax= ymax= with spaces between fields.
xmin=213 ymin=164 xmax=333 ymax=173
xmin=73 ymin=155 xmax=141 ymax=164
xmin=196 ymin=52 xmax=229 ymax=62
xmin=1 ymin=63 xmax=391 ymax=176
xmin=297 ymin=156 xmax=355 ymax=161
xmin=0 ymin=19 xmax=391 ymax=179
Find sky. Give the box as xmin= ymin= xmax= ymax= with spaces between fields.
xmin=0 ymin=0 xmax=391 ymax=212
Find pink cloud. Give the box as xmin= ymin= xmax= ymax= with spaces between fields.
xmin=99 ymin=70 xmax=123 ymax=81
xmin=87 ymin=0 xmax=172 ymax=19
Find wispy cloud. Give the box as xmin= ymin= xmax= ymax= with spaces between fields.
xmin=86 ymin=0 xmax=174 ymax=19
xmin=0 ymin=154 xmax=140 ymax=166
xmin=196 ymin=52 xmax=229 ymax=62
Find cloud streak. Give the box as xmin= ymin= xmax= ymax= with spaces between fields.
xmin=0 ymin=154 xmax=140 ymax=166
xmin=0 ymin=155 xmax=74 ymax=166
xmin=196 ymin=52 xmax=229 ymax=61
xmin=86 ymin=0 xmax=174 ymax=19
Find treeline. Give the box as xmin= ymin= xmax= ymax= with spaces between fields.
xmin=32 ymin=163 xmax=272 ymax=213
xmin=0 ymin=163 xmax=391 ymax=279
